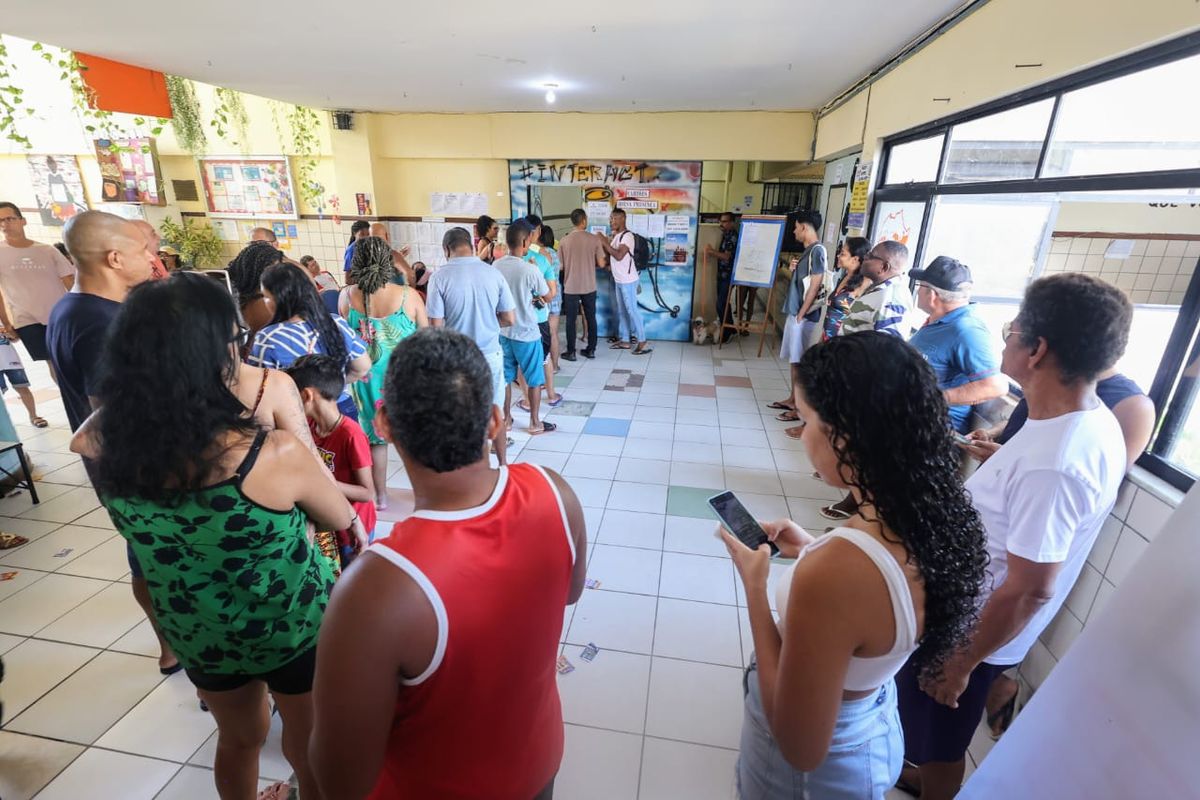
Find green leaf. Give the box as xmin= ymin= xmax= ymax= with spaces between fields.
xmin=31 ymin=43 xmax=43 ymax=51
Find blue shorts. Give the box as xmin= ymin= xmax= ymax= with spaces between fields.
xmin=501 ymin=337 xmax=545 ymax=387
xmin=0 ymin=369 xmax=29 ymax=393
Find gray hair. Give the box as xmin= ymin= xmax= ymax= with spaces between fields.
xmin=929 ymin=284 xmax=971 ymax=304
xmin=443 ymin=226 xmax=472 ymax=254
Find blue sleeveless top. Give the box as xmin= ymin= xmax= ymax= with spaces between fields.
xmin=996 ymin=373 xmax=1144 ymax=445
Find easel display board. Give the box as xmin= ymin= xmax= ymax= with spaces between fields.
xmin=731 ymin=215 xmax=786 ymax=288
xmin=719 ymin=215 xmax=786 ymax=357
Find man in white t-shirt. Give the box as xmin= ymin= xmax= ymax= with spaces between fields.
xmin=0 ymin=201 xmax=76 ymax=365
xmin=603 ymin=209 xmax=651 ymax=355
xmin=896 ymin=272 xmax=1131 ymax=800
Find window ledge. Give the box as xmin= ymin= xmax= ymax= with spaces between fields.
xmin=1128 ymin=465 xmax=1187 ymax=508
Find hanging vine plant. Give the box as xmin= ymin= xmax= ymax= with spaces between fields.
xmin=0 ymin=36 xmax=33 ymax=149
xmin=212 ymin=86 xmax=249 ymax=148
xmin=286 ymin=103 xmax=325 ymax=209
xmin=166 ymin=75 xmax=207 ymax=154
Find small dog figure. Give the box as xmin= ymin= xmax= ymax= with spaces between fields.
xmin=692 ymin=317 xmax=718 ymax=345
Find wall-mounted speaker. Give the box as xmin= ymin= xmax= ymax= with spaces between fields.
xmin=333 ymin=111 xmax=354 ymax=131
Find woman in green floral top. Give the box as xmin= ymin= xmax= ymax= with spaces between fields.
xmin=72 ymin=273 xmax=355 ymax=800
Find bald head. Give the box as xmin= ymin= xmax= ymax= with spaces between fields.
xmin=369 ymin=222 xmax=391 ymax=243
xmin=132 ymin=220 xmax=160 ymax=252
xmin=63 ymin=211 xmax=153 ymax=283
xmin=250 ymin=227 xmax=278 ymax=245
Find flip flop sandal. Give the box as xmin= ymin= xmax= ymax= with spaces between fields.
xmin=610 ymin=342 xmax=631 ymax=350
xmin=256 ymin=781 xmax=295 ymax=800
xmin=776 ymin=410 xmax=800 ymax=422
xmin=529 ymin=421 xmax=558 ymax=435
xmin=30 ymin=417 xmax=48 ymax=428
xmin=516 ymin=400 xmax=532 ymax=413
xmin=766 ymin=401 xmax=793 ymax=410
xmin=0 ymin=532 xmax=28 ymax=550
xmin=159 ymin=661 xmax=184 ymax=676
xmin=784 ymin=424 xmax=806 ymax=439
xmin=819 ymin=504 xmax=853 ymax=520
xmin=633 ymin=346 xmax=654 ymax=355
xmin=548 ymin=395 xmax=564 ymax=407
xmin=988 ymin=691 xmax=1018 ymax=738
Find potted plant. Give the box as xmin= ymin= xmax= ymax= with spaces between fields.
xmin=158 ymin=216 xmax=224 ymax=269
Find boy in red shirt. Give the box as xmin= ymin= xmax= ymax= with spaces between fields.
xmin=287 ymin=355 xmax=376 ymax=566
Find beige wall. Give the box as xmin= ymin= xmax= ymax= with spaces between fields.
xmin=814 ymin=0 xmax=1200 ymax=161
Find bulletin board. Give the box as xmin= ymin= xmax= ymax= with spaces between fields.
xmin=199 ymin=156 xmax=297 ymax=219
xmin=731 ymin=216 xmax=787 ymax=288
xmin=95 ymin=137 xmax=165 ymax=205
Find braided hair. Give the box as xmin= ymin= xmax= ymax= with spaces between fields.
xmin=794 ymin=332 xmax=989 ymax=683
xmin=350 ymin=236 xmax=398 ymax=320
xmin=227 ymin=241 xmax=283 ymax=307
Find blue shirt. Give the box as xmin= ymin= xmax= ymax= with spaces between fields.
xmin=247 ymin=315 xmax=367 ymax=404
xmin=425 ymin=256 xmax=516 ymax=355
xmin=997 ymin=373 xmax=1144 ymax=445
xmin=783 ymin=244 xmax=826 ymax=319
xmin=525 ymin=246 xmax=556 ymax=324
xmin=343 ymin=242 xmax=356 ymax=275
xmin=46 ymin=293 xmax=121 ymax=432
xmin=908 ymin=303 xmax=1001 ymax=432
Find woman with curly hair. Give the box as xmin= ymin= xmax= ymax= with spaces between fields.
xmin=722 ymin=331 xmax=989 ymax=799
xmin=226 ymin=241 xmax=283 ymax=343
xmin=341 ymin=236 xmax=428 ymax=509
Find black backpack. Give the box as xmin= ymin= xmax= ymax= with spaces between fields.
xmin=623 ymin=231 xmax=651 ymax=271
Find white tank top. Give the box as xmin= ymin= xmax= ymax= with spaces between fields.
xmin=775 ymin=527 xmax=919 ymax=692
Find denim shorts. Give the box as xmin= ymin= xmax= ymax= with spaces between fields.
xmin=738 ymin=659 xmax=903 ymax=799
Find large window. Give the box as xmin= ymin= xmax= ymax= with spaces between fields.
xmin=870 ymin=35 xmax=1200 ymax=491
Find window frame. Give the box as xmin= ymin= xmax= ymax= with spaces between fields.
xmin=869 ymin=30 xmax=1200 ymax=492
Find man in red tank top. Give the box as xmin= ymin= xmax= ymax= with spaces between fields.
xmin=310 ymin=328 xmax=587 ymax=799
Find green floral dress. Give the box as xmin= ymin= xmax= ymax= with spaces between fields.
xmin=103 ymin=431 xmax=335 ymax=674
xmin=348 ymin=288 xmax=419 ymax=444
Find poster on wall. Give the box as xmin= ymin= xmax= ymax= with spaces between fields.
xmin=26 ymin=155 xmax=89 ymax=226
xmin=94 ymin=138 xmax=164 ymax=205
xmin=509 ymin=159 xmax=702 ymax=342
xmin=847 ymin=161 xmax=872 ymax=229
xmin=199 ymin=156 xmax=297 ymax=219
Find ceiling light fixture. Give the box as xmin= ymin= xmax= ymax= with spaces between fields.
xmin=544 ymin=83 xmax=558 ymax=104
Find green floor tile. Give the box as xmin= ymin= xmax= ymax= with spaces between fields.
xmin=667 ymin=485 xmax=724 ymax=520
xmin=555 ymin=375 xmax=573 ymax=387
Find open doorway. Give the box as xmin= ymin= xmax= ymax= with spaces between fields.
xmin=529 ymin=185 xmax=581 ymax=236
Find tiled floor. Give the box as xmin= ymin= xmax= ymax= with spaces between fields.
xmin=0 ymin=336 xmax=990 ymax=798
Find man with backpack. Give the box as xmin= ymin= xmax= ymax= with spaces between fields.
xmin=603 ymin=208 xmax=652 ymax=355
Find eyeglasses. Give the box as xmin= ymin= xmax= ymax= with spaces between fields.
xmin=1001 ymin=321 xmax=1022 ymax=341
xmin=232 ymin=324 xmax=250 ymax=347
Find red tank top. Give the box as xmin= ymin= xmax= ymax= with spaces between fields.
xmin=366 ymin=463 xmax=575 ymax=799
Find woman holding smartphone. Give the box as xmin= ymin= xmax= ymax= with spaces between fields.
xmin=722 ymin=332 xmax=989 ymax=799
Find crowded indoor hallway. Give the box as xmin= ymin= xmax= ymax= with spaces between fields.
xmin=0 ymin=335 xmax=1002 ymax=799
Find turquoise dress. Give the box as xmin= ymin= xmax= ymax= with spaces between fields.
xmin=347 ymin=288 xmax=419 ymax=444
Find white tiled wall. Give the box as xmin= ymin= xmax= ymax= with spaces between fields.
xmin=1017 ymin=473 xmax=1181 ymax=695
xmin=1044 ymin=236 xmax=1200 ymax=305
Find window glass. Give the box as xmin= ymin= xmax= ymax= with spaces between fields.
xmin=1151 ymin=331 xmax=1200 ymax=480
xmin=1043 ymin=52 xmax=1200 ymax=177
xmin=883 ymin=135 xmax=944 ymax=184
xmin=870 ymin=201 xmax=927 ymax=257
xmin=942 ymin=99 xmax=1055 ymax=184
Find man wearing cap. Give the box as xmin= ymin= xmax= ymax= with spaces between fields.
xmin=909 ymin=255 xmax=1007 ymax=433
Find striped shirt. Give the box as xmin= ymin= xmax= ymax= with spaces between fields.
xmin=839 ymin=275 xmax=914 ymax=339
xmin=247 ymin=316 xmax=367 ymax=403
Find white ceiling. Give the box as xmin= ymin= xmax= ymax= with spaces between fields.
xmin=3 ymin=1 xmax=968 ymax=113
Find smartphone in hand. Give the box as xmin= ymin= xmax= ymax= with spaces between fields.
xmin=709 ymin=491 xmax=780 ymax=556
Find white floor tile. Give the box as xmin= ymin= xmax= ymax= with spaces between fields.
xmin=41 ymin=461 xmax=92 ymax=487
xmin=36 ymin=582 xmax=145 ymax=648
xmin=575 ymin=434 xmax=627 ymax=457
xmin=622 ymin=437 xmax=674 ymax=461
xmin=653 ymin=598 xmax=743 ymax=667
xmin=770 ymin=449 xmax=814 ymax=472
xmin=720 ymin=427 xmax=770 ymax=448
xmin=723 ymin=467 xmax=783 ymax=495
xmin=737 ymin=492 xmax=790 ymax=519
xmin=0 ymin=524 xmax=110 ymax=572
xmin=53 ymin=534 xmax=131 ymax=580
xmin=557 ymin=647 xmax=651 ymax=735
xmin=0 ymin=638 xmax=99 ymax=719
xmin=591 ymin=403 xmax=635 ymax=420
xmin=637 ymin=393 xmax=677 ymax=409
xmin=71 ymin=506 xmax=117 ymax=531
xmin=0 ymin=565 xmax=49 ymax=603
xmin=633 ymin=405 xmax=676 ymax=423
xmin=675 ymin=409 xmax=719 ymax=427
xmin=0 ymin=731 xmax=86 ymax=800
xmin=0 ymin=515 xmax=65 ymax=542
xmin=524 ymin=431 xmax=580 ymax=453
xmin=597 ymin=510 xmax=665 ymax=549
xmin=6 ymin=651 xmax=162 ymax=744
xmin=639 ymin=736 xmax=738 ymax=800
xmin=627 ymin=420 xmax=675 ymax=441
xmin=95 ymin=672 xmax=218 ymax=762
xmin=673 ymin=423 xmax=722 ymax=445
xmin=717 ymin=398 xmax=760 ymax=415
xmin=556 ymin=724 xmax=643 ymax=800
xmin=778 ymin=470 xmax=842 ymax=501
xmin=0 ymin=631 xmax=22 ymax=654
xmin=563 ymin=477 xmax=612 ymax=508
xmin=19 ymin=486 xmax=101 ymax=524
xmin=663 ymin=516 xmax=727 ymax=557
xmin=676 ymin=396 xmax=718 ymax=412
xmin=616 ymin=457 xmax=670 ymax=485
xmin=564 ymin=453 xmax=620 ymax=481
xmin=671 ymin=441 xmax=723 ymax=465
xmin=0 ymin=572 xmax=110 ymax=636
xmin=33 ymin=747 xmax=178 ymax=800
xmin=587 ymin=544 xmax=661 ymax=595
xmin=516 ymin=450 xmax=570 ymax=472
xmin=718 ymin=412 xmax=764 ymax=430
xmin=645 ymin=657 xmax=744 ymax=748
xmin=659 ymin=552 xmax=736 ymax=605
xmin=668 ymin=462 xmax=725 ymax=489
xmin=541 ymin=413 xmax=588 ymax=433
xmin=109 ymin=618 xmax=162 ymax=657
xmin=0 ymin=483 xmax=72 ymax=518
xmin=606 ymin=481 xmax=668 ymax=514
xmin=566 ymin=589 xmax=658 ymax=654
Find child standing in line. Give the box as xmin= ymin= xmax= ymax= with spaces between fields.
xmin=286 ymin=355 xmax=376 ymax=567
